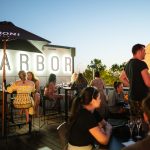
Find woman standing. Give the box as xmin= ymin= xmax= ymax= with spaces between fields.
xmin=68 ymin=87 xmax=112 ymax=150
xmin=27 ymin=71 xmax=40 ymax=115
xmin=7 ymin=70 xmax=35 ymax=123
xmin=90 ymin=71 xmax=108 ymax=119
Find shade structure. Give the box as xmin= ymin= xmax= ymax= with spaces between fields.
xmin=0 ymin=21 xmax=50 ymax=41
xmin=0 ymin=21 xmax=50 ymax=136
xmin=0 ymin=39 xmax=46 ymax=53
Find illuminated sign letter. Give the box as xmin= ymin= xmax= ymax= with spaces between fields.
xmin=5 ymin=54 xmax=11 ymax=70
xmin=0 ymin=53 xmax=11 ymax=70
xmin=20 ymin=54 xmax=29 ymax=70
xmin=51 ymin=56 xmax=59 ymax=71
xmin=65 ymin=57 xmax=71 ymax=71
xmin=37 ymin=55 xmax=44 ymax=71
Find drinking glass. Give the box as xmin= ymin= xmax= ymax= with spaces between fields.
xmin=127 ymin=119 xmax=135 ymax=141
xmin=135 ymin=117 xmax=142 ymax=139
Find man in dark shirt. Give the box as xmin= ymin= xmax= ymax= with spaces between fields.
xmin=120 ymin=44 xmax=150 ymax=117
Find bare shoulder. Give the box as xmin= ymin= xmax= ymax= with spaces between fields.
xmin=15 ymin=80 xmax=21 ymax=85
xmin=35 ymin=80 xmax=40 ymax=84
xmin=27 ymin=80 xmax=35 ymax=86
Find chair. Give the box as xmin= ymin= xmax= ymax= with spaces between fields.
xmin=57 ymin=121 xmax=68 ymax=150
xmin=7 ymin=92 xmax=32 ymax=135
xmin=40 ymin=87 xmax=62 ymax=124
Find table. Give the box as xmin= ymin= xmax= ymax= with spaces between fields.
xmin=58 ymin=86 xmax=76 ymax=122
xmin=99 ymin=124 xmax=146 ymax=150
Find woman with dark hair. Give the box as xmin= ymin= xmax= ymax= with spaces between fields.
xmin=68 ymin=87 xmax=112 ymax=150
xmin=71 ymin=73 xmax=88 ymax=94
xmin=44 ymin=73 xmax=63 ymax=111
xmin=27 ymin=71 xmax=40 ymax=115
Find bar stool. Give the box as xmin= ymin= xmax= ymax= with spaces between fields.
xmin=7 ymin=92 xmax=32 ymax=135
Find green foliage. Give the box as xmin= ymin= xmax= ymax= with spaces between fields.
xmin=83 ymin=69 xmax=93 ymax=84
xmin=87 ymin=59 xmax=106 ymax=72
xmin=83 ymin=59 xmax=126 ymax=86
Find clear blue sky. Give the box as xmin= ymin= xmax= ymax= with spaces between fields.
xmin=1 ymin=0 xmax=150 ymax=72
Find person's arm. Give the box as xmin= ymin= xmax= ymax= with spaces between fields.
xmin=89 ymin=122 xmax=112 ymax=145
xmin=141 ymin=68 xmax=150 ymax=87
xmin=7 ymin=82 xmax=17 ymax=93
xmin=119 ymin=70 xmax=129 ymax=87
xmin=30 ymin=81 xmax=35 ymax=96
xmin=98 ymin=119 xmax=107 ymax=128
xmin=90 ymin=80 xmax=93 ymax=86
xmin=35 ymin=80 xmax=40 ymax=92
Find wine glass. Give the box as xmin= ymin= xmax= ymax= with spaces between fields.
xmin=127 ymin=119 xmax=135 ymax=141
xmin=135 ymin=117 xmax=142 ymax=139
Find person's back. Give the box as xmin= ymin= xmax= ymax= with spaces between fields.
xmin=72 ymin=73 xmax=88 ymax=94
xmin=90 ymin=71 xmax=107 ymax=118
xmin=90 ymin=78 xmax=104 ymax=92
xmin=90 ymin=71 xmax=105 ymax=91
xmin=44 ymin=82 xmax=55 ymax=98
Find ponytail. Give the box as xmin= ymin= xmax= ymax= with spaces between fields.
xmin=70 ymin=95 xmax=82 ymax=123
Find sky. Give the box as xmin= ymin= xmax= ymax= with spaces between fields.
xmin=1 ymin=0 xmax=150 ymax=72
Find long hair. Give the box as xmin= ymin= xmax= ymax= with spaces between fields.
xmin=46 ymin=73 xmax=56 ymax=87
xmin=71 ymin=72 xmax=78 ymax=83
xmin=75 ymin=73 xmax=88 ymax=85
xmin=70 ymin=87 xmax=99 ymax=123
xmin=27 ymin=71 xmax=38 ymax=83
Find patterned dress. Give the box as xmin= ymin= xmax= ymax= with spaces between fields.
xmin=7 ymin=80 xmax=35 ymax=114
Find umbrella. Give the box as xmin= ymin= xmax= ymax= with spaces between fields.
xmin=0 ymin=21 xmax=50 ymax=136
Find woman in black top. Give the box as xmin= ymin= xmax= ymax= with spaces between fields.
xmin=68 ymin=87 xmax=112 ymax=150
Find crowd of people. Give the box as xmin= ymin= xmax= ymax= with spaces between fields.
xmin=4 ymin=43 xmax=150 ymax=150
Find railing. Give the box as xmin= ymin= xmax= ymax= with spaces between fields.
xmin=105 ymin=86 xmax=129 ymax=96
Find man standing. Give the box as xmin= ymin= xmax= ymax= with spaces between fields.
xmin=120 ymin=44 xmax=150 ymax=117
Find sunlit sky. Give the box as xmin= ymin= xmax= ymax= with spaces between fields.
xmin=1 ymin=0 xmax=150 ymax=72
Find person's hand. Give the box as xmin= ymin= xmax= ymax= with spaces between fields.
xmin=99 ymin=119 xmax=107 ymax=128
xmin=106 ymin=122 xmax=112 ymax=130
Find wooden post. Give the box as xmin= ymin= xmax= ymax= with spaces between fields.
xmin=71 ymin=48 xmax=75 ymax=74
xmin=2 ymin=39 xmax=6 ymax=137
